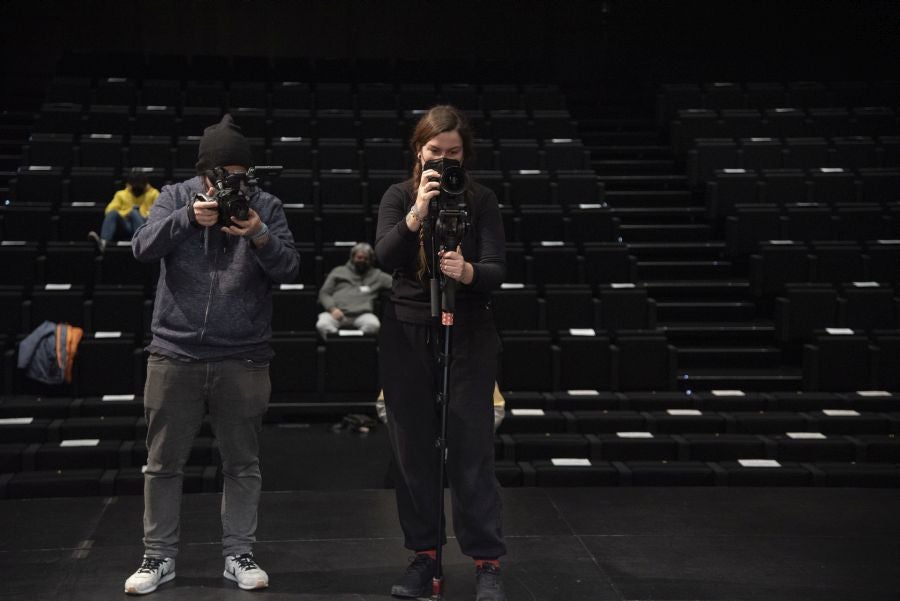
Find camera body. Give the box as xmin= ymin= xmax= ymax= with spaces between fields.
xmin=423 ymin=159 xmax=469 ymax=251
xmin=424 ymin=158 xmax=467 ymax=197
xmin=194 ymin=166 xmax=282 ymax=226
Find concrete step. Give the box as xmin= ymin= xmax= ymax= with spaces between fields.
xmin=643 ymin=280 xmax=750 ymax=301
xmin=675 ymin=368 xmax=803 ymax=393
xmin=614 ymin=206 xmax=706 ymax=224
xmin=657 ymin=301 xmax=757 ymax=322
xmin=638 ymin=260 xmax=734 ymax=280
xmin=604 ymin=190 xmax=699 ymax=208
xmin=589 ymin=144 xmax=672 ymax=159
xmin=627 ymin=242 xmax=726 ymax=260
xmin=619 ymin=223 xmax=712 ymax=243
xmin=661 ymin=323 xmax=775 ymax=346
xmin=676 ymin=346 xmax=784 ymax=369
xmin=597 ymin=174 xmax=689 ymax=191
xmin=592 ymin=159 xmax=677 ymax=175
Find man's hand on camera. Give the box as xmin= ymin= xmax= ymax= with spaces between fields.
xmin=222 ymin=208 xmax=264 ymax=239
xmin=192 ymin=198 xmax=220 ymax=228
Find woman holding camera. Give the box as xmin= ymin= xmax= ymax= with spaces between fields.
xmin=375 ymin=105 xmax=507 ymax=601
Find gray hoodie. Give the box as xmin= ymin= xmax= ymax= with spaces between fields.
xmin=318 ymin=258 xmax=392 ymax=316
xmin=132 ymin=176 xmax=299 ymax=360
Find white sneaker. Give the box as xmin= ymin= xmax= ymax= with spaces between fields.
xmin=124 ymin=556 xmax=175 ymax=595
xmin=224 ymin=553 xmax=269 ymax=590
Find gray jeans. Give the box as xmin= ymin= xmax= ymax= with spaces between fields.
xmin=142 ymin=354 xmax=270 ymax=558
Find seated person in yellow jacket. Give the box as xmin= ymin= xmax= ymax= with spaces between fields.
xmin=88 ymin=169 xmax=159 ymax=252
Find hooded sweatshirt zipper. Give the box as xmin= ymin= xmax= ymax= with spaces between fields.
xmin=198 ymin=227 xmax=220 ymax=344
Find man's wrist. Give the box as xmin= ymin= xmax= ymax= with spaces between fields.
xmin=250 ymin=222 xmax=269 ymax=241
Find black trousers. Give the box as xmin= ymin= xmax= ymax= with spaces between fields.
xmin=378 ymin=309 xmax=506 ymax=559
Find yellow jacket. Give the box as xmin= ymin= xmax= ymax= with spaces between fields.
xmin=104 ymin=185 xmax=159 ymax=218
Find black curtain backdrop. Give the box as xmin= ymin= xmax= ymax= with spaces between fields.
xmin=1 ymin=0 xmax=898 ymax=97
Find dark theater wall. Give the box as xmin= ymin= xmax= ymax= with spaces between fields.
xmin=1 ymin=0 xmax=898 ymax=98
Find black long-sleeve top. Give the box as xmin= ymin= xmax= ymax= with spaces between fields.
xmin=375 ymin=180 xmax=506 ymax=325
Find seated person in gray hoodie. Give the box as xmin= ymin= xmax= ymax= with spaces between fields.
xmin=316 ymin=242 xmax=392 ymax=338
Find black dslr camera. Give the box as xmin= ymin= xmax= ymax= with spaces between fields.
xmin=423 ymin=158 xmax=469 ymax=251
xmin=194 ymin=166 xmax=282 ymax=226
xmin=424 ymin=158 xmax=467 ymax=197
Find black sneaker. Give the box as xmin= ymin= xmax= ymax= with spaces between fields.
xmin=391 ymin=553 xmax=436 ymax=598
xmin=475 ymin=563 xmax=506 ymax=601
xmin=87 ymin=231 xmax=106 ymax=254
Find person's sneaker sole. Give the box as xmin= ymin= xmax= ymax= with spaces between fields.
xmin=223 ymin=569 xmax=269 ymax=590
xmin=390 ymin=583 xmax=429 ymax=598
xmin=124 ymin=570 xmax=175 ymax=595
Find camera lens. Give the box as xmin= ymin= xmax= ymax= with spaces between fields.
xmin=441 ymin=165 xmax=466 ymax=195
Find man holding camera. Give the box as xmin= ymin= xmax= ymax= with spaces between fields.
xmin=126 ymin=114 xmax=299 ymax=595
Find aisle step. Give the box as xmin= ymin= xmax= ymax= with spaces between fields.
xmin=620 ymin=223 xmax=711 ymax=242
xmin=657 ymin=301 xmax=757 ymax=322
xmin=676 ymin=346 xmax=784 ymax=368
xmin=638 ymin=260 xmax=733 ymax=280
xmin=590 ymin=144 xmax=672 ymax=159
xmin=643 ymin=280 xmax=750 ymax=300
xmin=662 ymin=323 xmax=775 ymax=346
xmin=614 ymin=206 xmax=706 ymax=224
xmin=627 ymin=242 xmax=726 ymax=260
xmin=604 ymin=190 xmax=698 ymax=208
xmin=675 ymin=368 xmax=803 ymax=392
xmin=597 ymin=174 xmax=688 ymax=191
xmin=592 ymin=159 xmax=677 ymax=175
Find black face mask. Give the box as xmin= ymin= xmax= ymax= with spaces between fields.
xmin=353 ymin=261 xmax=368 ymax=274
xmin=131 ymin=185 xmax=146 ymax=196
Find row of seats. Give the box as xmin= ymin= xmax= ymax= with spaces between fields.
xmin=774 ymin=282 xmax=900 ymax=341
xmin=803 ymin=330 xmax=900 ymax=391
xmin=32 ymin=103 xmax=577 ymax=140
xmin=0 ymin=280 xmax=658 ymax=338
xmin=7 ymin=166 xmax=602 ymax=206
xmin=0 ymin=240 xmax=639 ymax=292
xmin=44 ymin=78 xmax=567 ymax=111
xmin=707 ymin=167 xmax=899 ymax=221
xmin=0 ymin=201 xmax=618 ymax=249
xmin=0 ymin=467 xmax=217 ymax=498
xmin=0 ymin=329 xmax=679 ymax=395
xmin=4 ymin=459 xmax=898 ymax=496
xmin=497 ymin=459 xmax=900 ymax=487
xmin=687 ymin=137 xmax=898 ymax=186
xmin=672 ymin=108 xmax=899 ymax=153
xmin=5 ymin=421 xmax=899 ymax=456
xmin=20 ymin=134 xmax=590 ymax=173
xmin=4 ymin=457 xmax=897 ymax=497
xmin=726 ymin=205 xmax=900 ymax=257
xmin=746 ymin=241 xmax=900 ymax=294
xmin=658 ymin=80 xmax=900 ymax=121
xmin=3 ymin=390 xmax=897 ymax=418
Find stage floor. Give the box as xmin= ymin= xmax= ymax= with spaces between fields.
xmin=1 ymin=487 xmax=898 ymax=600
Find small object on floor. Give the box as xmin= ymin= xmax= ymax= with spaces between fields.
xmin=332 ymin=413 xmax=379 ymax=434
xmin=124 ymin=556 xmax=175 ymax=595
xmin=223 ymin=552 xmax=269 ymax=590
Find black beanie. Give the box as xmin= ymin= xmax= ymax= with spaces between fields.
xmin=195 ymin=113 xmax=252 ymax=172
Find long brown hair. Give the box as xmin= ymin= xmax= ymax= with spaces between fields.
xmin=407 ymin=105 xmax=475 ymax=285
xmin=407 ymin=105 xmax=475 ymax=192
